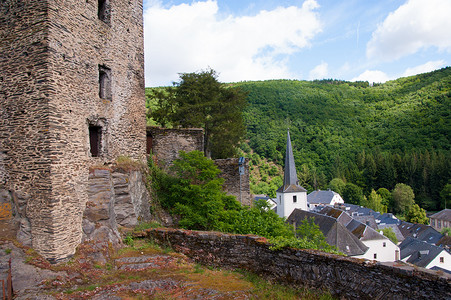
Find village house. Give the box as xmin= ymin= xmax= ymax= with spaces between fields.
xmin=307 ymin=189 xmax=344 ymax=210
xmin=319 ymin=207 xmax=400 ymax=262
xmin=429 ymin=209 xmax=451 ymax=232
xmin=399 ymin=237 xmax=451 ymax=273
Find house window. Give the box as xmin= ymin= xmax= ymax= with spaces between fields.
xmin=279 ymin=196 xmax=281 ymax=204
xmin=89 ymin=125 xmax=102 ymax=157
xmin=98 ymin=0 xmax=111 ymax=24
xmin=99 ymin=65 xmax=111 ymax=100
xmin=373 ymin=253 xmax=377 ymax=259
xmin=431 ymin=219 xmax=435 ymax=227
xmin=383 ymin=242 xmax=386 ymax=247
xmin=440 ymin=257 xmax=444 ymax=263
xmin=438 ymin=220 xmax=441 ymax=229
xmin=293 ymin=195 xmax=297 ymax=203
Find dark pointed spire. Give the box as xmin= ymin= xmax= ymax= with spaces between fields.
xmin=277 ymin=129 xmax=306 ymax=193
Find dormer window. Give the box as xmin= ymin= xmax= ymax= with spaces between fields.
xmin=98 ymin=0 xmax=111 ymax=24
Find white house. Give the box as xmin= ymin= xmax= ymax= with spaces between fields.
xmin=320 ymin=207 xmax=400 ymax=262
xmin=275 ymin=130 xmax=307 ymax=218
xmin=400 ymin=237 xmax=451 ymax=272
xmin=307 ymin=189 xmax=344 ymax=210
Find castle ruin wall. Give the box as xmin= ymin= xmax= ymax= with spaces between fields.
xmin=147 ymin=127 xmax=204 ymax=170
xmin=1 ymin=0 xmax=146 ymax=261
xmin=214 ymin=158 xmax=251 ymax=206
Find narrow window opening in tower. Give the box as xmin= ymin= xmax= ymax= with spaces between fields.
xmin=146 ymin=132 xmax=153 ymax=154
xmin=293 ymin=195 xmax=297 ymax=203
xmin=98 ymin=0 xmax=111 ymax=23
xmin=89 ymin=125 xmax=102 ymax=157
xmin=99 ymin=65 xmax=111 ymax=100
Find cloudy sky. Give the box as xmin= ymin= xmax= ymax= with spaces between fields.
xmin=143 ymin=0 xmax=451 ymax=87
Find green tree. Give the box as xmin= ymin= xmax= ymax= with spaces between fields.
xmin=405 ymin=204 xmax=429 ymax=224
xmin=151 ymin=69 xmax=247 ymax=159
xmin=164 ymin=150 xmax=241 ymax=230
xmin=365 ymin=189 xmax=387 ymax=213
xmin=377 ymin=188 xmax=393 ymax=211
xmin=440 ymin=183 xmax=451 ymax=209
xmin=392 ymin=183 xmax=415 ymax=214
xmin=381 ymin=227 xmax=398 ymax=244
xmin=441 ymin=227 xmax=451 ymax=236
xmin=296 ymin=218 xmax=331 ymax=249
xmin=329 ymin=178 xmax=346 ymax=195
xmin=342 ymin=183 xmax=364 ymax=205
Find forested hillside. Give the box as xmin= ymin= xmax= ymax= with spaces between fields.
xmin=233 ymin=67 xmax=450 ymax=211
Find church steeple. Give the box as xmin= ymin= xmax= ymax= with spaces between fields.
xmin=277 ymin=129 xmax=306 ymax=193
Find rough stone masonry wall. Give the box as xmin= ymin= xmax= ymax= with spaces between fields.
xmin=82 ymin=168 xmax=151 ymax=246
xmin=146 ymin=228 xmax=451 ymax=300
xmin=214 ymin=158 xmax=251 ymax=206
xmin=148 ymin=127 xmax=204 ymax=170
xmin=0 ymin=0 xmax=54 ymax=251
xmin=1 ymin=0 xmax=146 ymax=261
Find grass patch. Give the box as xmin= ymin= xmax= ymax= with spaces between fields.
xmin=134 ymin=221 xmax=162 ymax=231
xmin=239 ymin=270 xmax=335 ymax=300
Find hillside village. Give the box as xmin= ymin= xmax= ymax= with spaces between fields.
xmin=256 ymin=129 xmax=451 ymax=272
xmin=0 ymin=0 xmax=450 ymax=299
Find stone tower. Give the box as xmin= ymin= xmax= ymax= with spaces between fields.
xmin=0 ymin=0 xmax=146 ymax=261
xmin=276 ymin=130 xmax=307 ymax=218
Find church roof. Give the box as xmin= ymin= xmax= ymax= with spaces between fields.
xmin=276 ymin=130 xmax=306 ymax=193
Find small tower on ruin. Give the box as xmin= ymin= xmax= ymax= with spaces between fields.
xmin=0 ymin=0 xmax=146 ymax=261
xmin=276 ymin=130 xmax=307 ymax=218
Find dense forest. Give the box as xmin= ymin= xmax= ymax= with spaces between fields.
xmin=232 ymin=67 xmax=450 ymax=211
xmin=146 ymin=67 xmax=451 ymax=212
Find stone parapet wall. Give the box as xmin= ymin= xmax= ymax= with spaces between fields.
xmin=214 ymin=158 xmax=251 ymax=206
xmin=146 ymin=228 xmax=451 ymax=300
xmin=147 ymin=127 xmax=204 ymax=170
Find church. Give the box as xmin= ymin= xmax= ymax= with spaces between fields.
xmin=276 ymin=130 xmax=308 ymax=218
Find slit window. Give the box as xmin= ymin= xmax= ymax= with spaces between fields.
xmin=293 ymin=195 xmax=297 ymax=203
xmin=146 ymin=132 xmax=153 ymax=154
xmin=99 ymin=65 xmax=111 ymax=100
xmin=98 ymin=0 xmax=111 ymax=24
xmin=89 ymin=125 xmax=102 ymax=157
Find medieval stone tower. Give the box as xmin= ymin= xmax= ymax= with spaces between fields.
xmin=0 ymin=0 xmax=146 ymax=261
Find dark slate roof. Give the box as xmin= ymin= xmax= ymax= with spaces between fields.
xmin=344 ymin=204 xmax=381 ymax=218
xmin=287 ymin=209 xmax=368 ymax=256
xmin=354 ymin=215 xmax=377 ymax=229
xmin=399 ymin=237 xmax=445 ymax=268
xmin=276 ymin=130 xmax=306 ymax=193
xmin=377 ymin=224 xmax=405 ymax=243
xmin=436 ymin=235 xmax=451 ymax=249
xmin=319 ymin=206 xmax=388 ymax=242
xmin=430 ymin=266 xmax=451 ymax=275
xmin=430 ymin=209 xmax=451 ymax=222
xmin=319 ymin=206 xmax=353 ymax=226
xmin=377 ymin=213 xmax=401 ymax=226
xmin=398 ymin=221 xmax=443 ymax=244
xmin=307 ymin=190 xmax=339 ymax=204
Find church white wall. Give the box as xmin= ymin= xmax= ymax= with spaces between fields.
xmin=276 ymin=191 xmax=307 ymax=218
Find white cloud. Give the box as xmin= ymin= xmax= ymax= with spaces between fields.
xmin=351 ymin=70 xmax=390 ymax=83
xmin=309 ymin=62 xmax=328 ymax=79
xmin=144 ymin=0 xmax=322 ymax=86
xmin=401 ymin=60 xmax=446 ymax=77
xmin=366 ymin=0 xmax=451 ymax=61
